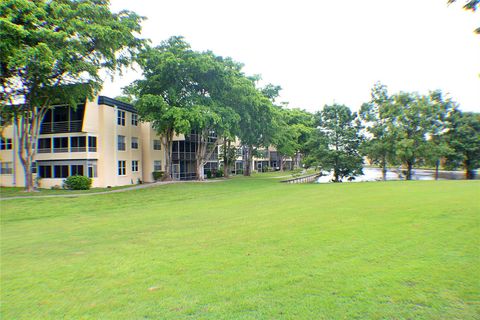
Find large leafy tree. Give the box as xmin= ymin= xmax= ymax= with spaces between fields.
xmin=359 ymin=82 xmax=398 ymax=180
xmin=228 ymin=77 xmax=276 ymax=176
xmin=388 ymin=91 xmax=452 ymax=180
xmin=0 ymin=0 xmax=144 ymax=191
xmin=444 ymin=110 xmax=480 ymax=179
xmin=271 ymin=107 xmax=315 ymax=171
xmin=129 ymin=37 xmax=245 ymax=180
xmin=305 ymin=104 xmax=363 ymax=182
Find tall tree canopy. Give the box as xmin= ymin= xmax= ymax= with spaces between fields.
xmin=128 ymin=36 xmax=273 ymax=179
xmin=444 ymin=110 xmax=480 ymax=179
xmin=387 ymin=91 xmax=453 ymax=180
xmin=305 ymin=104 xmax=363 ymax=182
xmin=0 ymin=0 xmax=145 ymax=191
xmin=359 ymin=82 xmax=397 ymax=180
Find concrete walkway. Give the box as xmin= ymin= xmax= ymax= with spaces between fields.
xmin=0 ymin=179 xmax=223 ymax=201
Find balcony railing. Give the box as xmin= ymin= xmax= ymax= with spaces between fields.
xmin=37 ymin=146 xmax=95 ymax=153
xmin=172 ymin=152 xmax=196 ymax=161
xmin=53 ymin=147 xmax=68 ymax=153
xmin=40 ymin=121 xmax=82 ymax=134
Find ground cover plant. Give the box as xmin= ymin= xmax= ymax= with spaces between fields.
xmin=1 ymin=175 xmax=479 ymax=319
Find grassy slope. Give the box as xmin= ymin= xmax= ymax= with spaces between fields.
xmin=1 ymin=176 xmax=479 ymax=319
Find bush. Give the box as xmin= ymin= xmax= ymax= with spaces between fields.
xmin=206 ymin=170 xmax=212 ymax=179
xmin=152 ymin=171 xmax=164 ymax=181
xmin=64 ymin=175 xmax=92 ymax=190
xmin=216 ymin=169 xmax=224 ymax=178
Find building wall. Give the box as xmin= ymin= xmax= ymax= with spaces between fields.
xmin=1 ymin=97 xmax=147 ymax=188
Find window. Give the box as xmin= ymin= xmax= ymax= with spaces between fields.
xmin=118 ymin=160 xmax=126 ymax=176
xmin=88 ymin=164 xmax=97 ymax=178
xmin=54 ymin=165 xmax=69 ymax=178
xmin=131 ymin=113 xmax=138 ymax=126
xmin=153 ymin=139 xmax=161 ymax=150
xmin=131 ymin=137 xmax=139 ymax=149
xmin=70 ymin=136 xmax=86 ymax=152
xmin=38 ymin=138 xmax=51 ymax=153
xmin=39 ymin=165 xmax=52 ymax=178
xmin=0 ymin=162 xmax=13 ymax=175
xmin=88 ymin=136 xmax=97 ymax=152
xmin=71 ymin=165 xmax=84 ymax=176
xmin=132 ymin=160 xmax=139 ymax=172
xmin=117 ymin=110 xmax=125 ymax=126
xmin=31 ymin=161 xmax=37 ymax=174
xmin=117 ymin=135 xmax=126 ymax=151
xmin=0 ymin=138 xmax=12 ymax=150
xmin=53 ymin=137 xmax=68 ymax=153
xmin=153 ymin=160 xmax=162 ymax=171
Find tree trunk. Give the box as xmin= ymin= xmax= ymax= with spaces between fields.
xmin=162 ymin=131 xmax=173 ymax=181
xmin=223 ymin=140 xmax=232 ymax=178
xmin=435 ymin=159 xmax=440 ymax=181
xmin=15 ymin=108 xmax=40 ymax=192
xmin=279 ymin=155 xmax=284 ymax=172
xmin=22 ymin=160 xmax=34 ymax=192
xmin=244 ymin=145 xmax=253 ymax=176
xmin=333 ymin=169 xmax=339 ymax=183
xmin=406 ymin=161 xmax=413 ymax=180
xmin=381 ymin=156 xmax=387 ymax=181
xmin=465 ymin=159 xmax=475 ymax=179
xmin=195 ymin=132 xmax=206 ymax=181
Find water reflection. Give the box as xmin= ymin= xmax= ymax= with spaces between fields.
xmin=316 ymin=167 xmax=477 ymax=183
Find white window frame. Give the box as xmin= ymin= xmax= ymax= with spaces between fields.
xmin=132 ymin=160 xmax=139 ymax=172
xmin=117 ymin=110 xmax=126 ymax=126
xmin=131 ymin=137 xmax=139 ymax=149
xmin=117 ymin=135 xmax=126 ymax=151
xmin=131 ymin=113 xmax=138 ymax=126
xmin=153 ymin=139 xmax=161 ymax=150
xmin=153 ymin=160 xmax=162 ymax=172
xmin=118 ymin=160 xmax=126 ymax=176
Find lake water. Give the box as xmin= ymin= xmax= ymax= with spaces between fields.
xmin=316 ymin=167 xmax=477 ymax=183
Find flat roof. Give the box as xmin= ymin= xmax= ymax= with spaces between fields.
xmin=97 ymin=96 xmax=137 ymax=113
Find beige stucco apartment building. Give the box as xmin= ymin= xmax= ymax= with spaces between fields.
xmin=0 ymin=96 xmax=165 ymax=188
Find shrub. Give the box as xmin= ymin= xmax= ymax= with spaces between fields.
xmin=64 ymin=175 xmax=92 ymax=190
xmin=206 ymin=170 xmax=212 ymax=179
xmin=152 ymin=171 xmax=164 ymax=181
xmin=216 ymin=169 xmax=224 ymax=178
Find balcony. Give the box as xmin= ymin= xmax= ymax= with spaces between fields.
xmin=172 ymin=152 xmax=196 ymax=161
xmin=40 ymin=121 xmax=82 ymax=134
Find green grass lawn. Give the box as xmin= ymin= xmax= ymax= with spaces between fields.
xmin=1 ymin=175 xmax=479 ymax=319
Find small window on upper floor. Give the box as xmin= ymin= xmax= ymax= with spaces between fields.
xmin=132 ymin=113 xmax=138 ymax=126
xmin=118 ymin=135 xmax=126 ymax=151
xmin=0 ymin=137 xmax=12 ymax=150
xmin=117 ymin=110 xmax=126 ymax=126
xmin=153 ymin=140 xmax=161 ymax=150
xmin=131 ymin=137 xmax=139 ymax=149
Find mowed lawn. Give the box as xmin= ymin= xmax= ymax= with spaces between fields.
xmin=1 ymin=176 xmax=479 ymax=319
